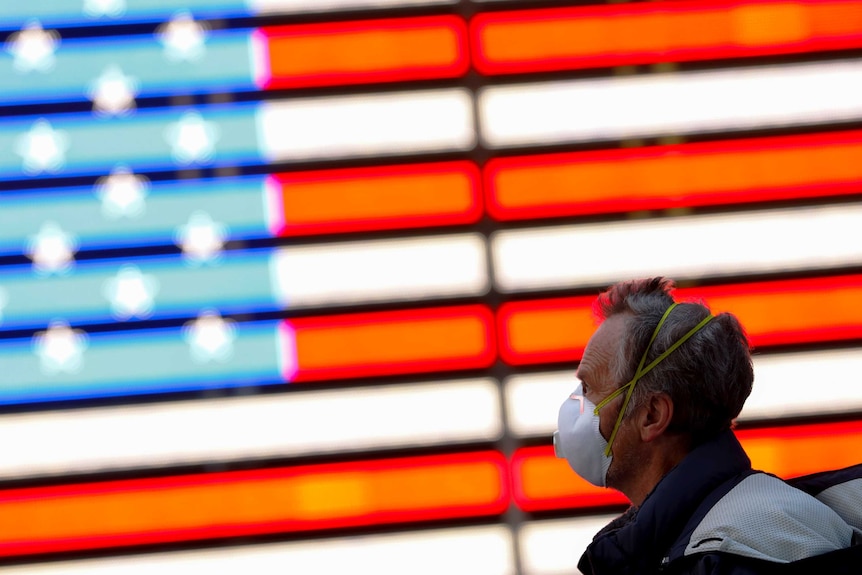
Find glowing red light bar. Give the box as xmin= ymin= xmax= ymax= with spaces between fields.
xmin=261 ymin=15 xmax=469 ymax=89
xmin=269 ymin=162 xmax=482 ymax=237
xmin=499 ymin=274 xmax=862 ymax=366
xmin=473 ymin=0 xmax=862 ymax=76
xmin=486 ymin=130 xmax=862 ymax=221
xmin=285 ymin=305 xmax=496 ymax=382
xmin=0 ymin=452 xmax=508 ymax=557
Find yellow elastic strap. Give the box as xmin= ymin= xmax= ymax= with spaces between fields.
xmin=594 ymin=303 xmax=714 ymax=457
xmin=593 ymin=303 xmax=678 ymax=414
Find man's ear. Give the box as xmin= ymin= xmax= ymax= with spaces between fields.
xmin=638 ymin=392 xmax=674 ymax=443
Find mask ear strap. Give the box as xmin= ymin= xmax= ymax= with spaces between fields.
xmin=599 ymin=304 xmax=714 ymax=457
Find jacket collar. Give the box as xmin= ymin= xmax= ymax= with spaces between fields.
xmin=580 ymin=429 xmax=752 ymax=575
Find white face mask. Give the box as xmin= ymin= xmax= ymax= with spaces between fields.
xmin=553 ymin=383 xmax=612 ymax=487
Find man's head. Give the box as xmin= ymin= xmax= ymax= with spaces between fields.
xmin=575 ymin=277 xmax=753 ymax=501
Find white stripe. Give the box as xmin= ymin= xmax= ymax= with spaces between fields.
xmin=258 ymin=88 xmax=475 ymax=161
xmin=270 ymin=233 xmax=489 ymax=307
xmin=505 ymin=371 xmax=575 ymax=438
xmin=492 ymin=203 xmax=862 ymax=293
xmin=519 ymin=516 xmax=618 ymax=575
xmin=1 ymin=524 xmax=513 ymax=575
xmin=0 ymin=378 xmax=501 ymax=480
xmin=743 ymin=349 xmax=862 ymax=420
xmin=479 ymin=59 xmax=862 ymax=147
xmin=505 ymin=349 xmax=862 ymax=438
xmin=250 ymin=0 xmax=456 ymax=14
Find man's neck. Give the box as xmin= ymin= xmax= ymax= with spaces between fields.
xmin=624 ymin=437 xmax=690 ymax=507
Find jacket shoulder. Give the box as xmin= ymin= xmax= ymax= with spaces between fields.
xmin=669 ymin=544 xmax=862 ymax=575
xmin=788 ymin=463 xmax=862 ymax=532
xmin=681 ymin=473 xmax=853 ymax=563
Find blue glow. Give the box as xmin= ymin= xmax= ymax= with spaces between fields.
xmin=0 ymin=249 xmax=279 ymax=330
xmin=0 ymin=1 xmax=254 ymax=30
xmin=0 ymin=104 xmax=263 ymax=181
xmin=0 ymin=176 xmax=272 ymax=256
xmin=0 ymin=320 xmax=284 ymax=404
xmin=0 ymin=30 xmax=257 ymax=105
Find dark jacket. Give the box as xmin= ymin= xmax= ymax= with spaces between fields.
xmin=578 ymin=430 xmax=862 ymax=575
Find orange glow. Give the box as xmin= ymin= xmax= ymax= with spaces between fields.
xmin=499 ymin=275 xmax=862 ymax=365
xmin=513 ymin=446 xmax=627 ymax=512
xmin=289 ymin=305 xmax=496 ymax=381
xmin=740 ymin=421 xmax=862 ymax=478
xmin=0 ymin=452 xmax=508 ymax=557
xmin=263 ymin=15 xmax=468 ymax=88
xmin=513 ymin=421 xmax=862 ymax=511
xmin=486 ymin=130 xmax=862 ymax=221
xmin=499 ymin=296 xmax=595 ymax=365
xmin=272 ymin=162 xmax=481 ymax=236
xmin=473 ymin=0 xmax=862 ymax=75
xmin=677 ymin=275 xmax=862 ymax=348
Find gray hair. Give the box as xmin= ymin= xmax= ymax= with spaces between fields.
xmin=595 ymin=277 xmax=753 ymax=445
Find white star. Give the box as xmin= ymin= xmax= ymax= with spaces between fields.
xmin=26 ymin=221 xmax=77 ymax=275
xmin=88 ymin=66 xmax=138 ymax=116
xmin=95 ymin=167 xmax=148 ymax=219
xmin=5 ymin=21 xmax=60 ymax=73
xmin=157 ymin=12 xmax=207 ymax=62
xmin=33 ymin=321 xmax=88 ymax=374
xmin=102 ymin=265 xmax=159 ymax=320
xmin=83 ymin=0 xmax=126 ymax=18
xmin=183 ymin=310 xmax=236 ymax=363
xmin=165 ymin=112 xmax=219 ymax=164
xmin=15 ymin=119 xmax=70 ymax=174
xmin=175 ymin=211 xmax=227 ymax=264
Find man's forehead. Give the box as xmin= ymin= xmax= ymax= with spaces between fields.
xmin=578 ymin=314 xmax=628 ymax=381
xmin=587 ymin=314 xmax=627 ymax=350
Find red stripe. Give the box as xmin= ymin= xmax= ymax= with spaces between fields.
xmin=472 ymin=0 xmax=862 ymax=75
xmin=269 ymin=161 xmax=482 ymax=237
xmin=0 ymin=452 xmax=508 ymax=557
xmin=485 ymin=129 xmax=862 ymax=221
xmin=499 ymin=274 xmax=862 ymax=366
xmin=261 ymin=15 xmax=469 ymax=89
xmin=287 ymin=305 xmax=496 ymax=382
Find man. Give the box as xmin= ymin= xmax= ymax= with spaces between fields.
xmin=553 ymin=277 xmax=862 ymax=574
